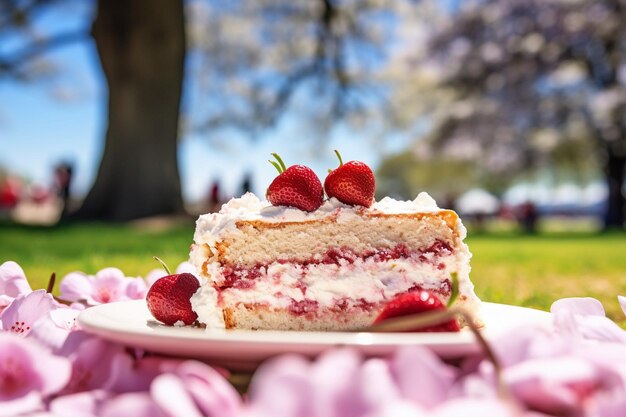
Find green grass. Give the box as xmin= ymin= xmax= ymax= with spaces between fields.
xmin=1 ymin=222 xmax=626 ymax=321
xmin=468 ymin=231 xmax=626 ymax=321
xmin=0 ymin=221 xmax=193 ymax=286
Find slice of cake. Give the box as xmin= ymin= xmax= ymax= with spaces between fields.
xmin=190 ymin=192 xmax=480 ymax=331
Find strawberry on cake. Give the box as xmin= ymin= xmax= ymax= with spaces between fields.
xmin=188 ymin=153 xmax=481 ymax=331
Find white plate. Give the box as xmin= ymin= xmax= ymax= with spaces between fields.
xmin=78 ymin=300 xmax=551 ymax=370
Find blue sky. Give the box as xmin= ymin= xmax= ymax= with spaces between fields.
xmin=0 ymin=4 xmax=413 ymax=203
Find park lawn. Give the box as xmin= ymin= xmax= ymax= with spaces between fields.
xmin=1 ymin=222 xmax=626 ymax=321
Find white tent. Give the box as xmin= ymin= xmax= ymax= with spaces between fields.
xmin=455 ymin=189 xmax=500 ymax=215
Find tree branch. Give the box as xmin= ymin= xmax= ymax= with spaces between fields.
xmin=0 ymin=28 xmax=89 ymax=75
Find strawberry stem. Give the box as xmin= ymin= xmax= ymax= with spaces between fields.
xmin=447 ymin=272 xmax=459 ymax=308
xmin=269 ymin=160 xmax=283 ymax=174
xmin=270 ymin=153 xmax=287 ymax=173
xmin=333 ymin=149 xmax=343 ymax=166
xmin=153 ymin=256 xmax=172 ymax=275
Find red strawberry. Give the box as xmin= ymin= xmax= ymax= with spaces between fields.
xmin=324 ymin=150 xmax=375 ymax=207
xmin=266 ymin=153 xmax=323 ymax=212
xmin=146 ymin=258 xmax=200 ymax=326
xmin=373 ymin=290 xmax=460 ymax=332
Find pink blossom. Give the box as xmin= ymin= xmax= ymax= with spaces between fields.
xmin=58 ymin=331 xmax=126 ymax=394
xmin=48 ymin=390 xmax=109 ymax=417
xmin=470 ymin=317 xmax=626 ymax=416
xmin=366 ymin=399 xmax=427 ymax=417
xmin=171 ymin=360 xmax=242 ymax=417
xmin=90 ymin=268 xmax=129 ymax=304
xmin=247 ymin=354 xmax=317 ymax=417
xmin=248 ymin=349 xmax=397 ymax=417
xmin=618 ymin=296 xmax=626 ymax=318
xmin=0 ymin=332 xmax=71 ymax=416
xmin=59 ymin=272 xmax=93 ymax=304
xmin=100 ymin=392 xmax=168 ymax=417
xmin=504 ymin=355 xmax=624 ymax=416
xmin=0 ymin=261 xmax=32 ymax=310
xmin=151 ymin=373 xmax=205 ymax=417
xmin=145 ymin=269 xmax=167 ymax=288
xmin=106 ymin=355 xmax=184 ymax=393
xmin=29 ymin=307 xmax=81 ymax=351
xmin=0 ymin=290 xmax=58 ymax=336
xmin=60 ymin=268 xmax=130 ymax=305
xmin=125 ymin=277 xmax=148 ymax=299
xmin=389 ymin=346 xmax=458 ymax=408
xmin=434 ymin=398 xmax=522 ymax=417
xmin=551 ymin=297 xmax=626 ymax=343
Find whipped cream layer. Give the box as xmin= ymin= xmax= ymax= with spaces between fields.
xmin=219 ymin=254 xmax=462 ymax=309
xmin=194 ymin=192 xmax=444 ymax=252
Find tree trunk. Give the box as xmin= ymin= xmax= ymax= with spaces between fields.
xmin=604 ymin=152 xmax=626 ymax=229
xmin=72 ymin=0 xmax=185 ymax=221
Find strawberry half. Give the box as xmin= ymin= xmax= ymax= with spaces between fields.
xmin=146 ymin=258 xmax=200 ymax=326
xmin=266 ymin=153 xmax=324 ymax=212
xmin=324 ymin=150 xmax=375 ymax=207
xmin=373 ymin=290 xmax=460 ymax=332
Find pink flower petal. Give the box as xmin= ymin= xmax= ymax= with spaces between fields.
xmin=618 ymin=296 xmax=626 ymax=319
xmin=0 ymin=261 xmax=32 ymax=307
xmin=70 ymin=302 xmax=86 ymax=311
xmin=551 ymin=297 xmax=605 ymax=316
xmin=125 ymin=278 xmax=148 ymax=300
xmin=107 ymin=355 xmax=183 ymax=393
xmin=248 ymin=355 xmax=313 ymax=417
xmin=145 ymin=269 xmax=168 ymax=288
xmin=0 ymin=333 xmax=71 ymax=414
xmin=551 ymin=297 xmax=605 ymax=337
xmin=28 ymin=307 xmax=80 ymax=351
xmin=59 ymin=332 xmax=125 ymax=393
xmin=576 ymin=315 xmax=626 ymax=343
xmin=151 ymin=373 xmax=204 ymax=417
xmin=49 ymin=390 xmax=109 ymax=417
xmin=594 ymin=396 xmax=626 ymax=417
xmin=505 ymin=355 xmax=616 ymax=416
xmin=308 ymin=348 xmax=363 ymax=417
xmin=0 ymin=290 xmax=58 ymax=336
xmin=435 ymin=398 xmax=519 ymax=417
xmin=59 ymin=272 xmax=93 ymax=303
xmin=100 ymin=392 xmax=168 ymax=417
xmin=0 ymin=391 xmax=43 ymax=417
xmin=91 ymin=268 xmax=128 ymax=304
xmin=390 ymin=346 xmax=457 ymax=408
xmin=357 ymin=358 xmax=400 ymax=413
xmin=369 ymin=399 xmax=428 ymax=417
xmin=176 ymin=361 xmax=242 ymax=417
xmin=489 ymin=325 xmax=563 ymax=368
xmin=550 ymin=298 xmax=626 ymax=343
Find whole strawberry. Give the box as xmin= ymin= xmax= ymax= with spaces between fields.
xmin=146 ymin=258 xmax=200 ymax=326
xmin=266 ymin=153 xmax=324 ymax=212
xmin=324 ymin=150 xmax=375 ymax=207
xmin=373 ymin=290 xmax=460 ymax=332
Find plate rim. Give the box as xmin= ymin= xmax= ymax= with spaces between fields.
xmin=77 ymin=300 xmax=552 ymax=348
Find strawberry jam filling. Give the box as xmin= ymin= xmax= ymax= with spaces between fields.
xmin=219 ymin=240 xmax=454 ymax=290
xmin=243 ymin=283 xmax=452 ymax=318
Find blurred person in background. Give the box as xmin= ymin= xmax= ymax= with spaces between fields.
xmin=54 ymin=163 xmax=73 ymax=218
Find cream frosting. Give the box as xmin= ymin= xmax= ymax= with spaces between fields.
xmin=219 ymin=254 xmax=462 ymax=308
xmin=190 ymin=282 xmax=225 ymax=329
